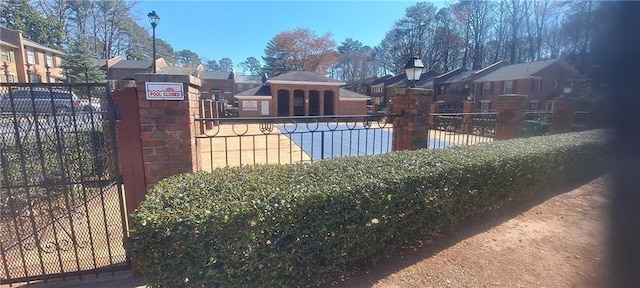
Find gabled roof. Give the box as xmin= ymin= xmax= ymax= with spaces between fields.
xmin=0 ymin=40 xmax=19 ymax=49
xmin=268 ymin=71 xmax=344 ymax=84
xmin=22 ymin=39 xmax=65 ymax=55
xmin=434 ymin=68 xmax=468 ymax=84
xmin=235 ymin=85 xmax=272 ymax=97
xmin=95 ymin=59 xmax=108 ymax=67
xmin=385 ymin=73 xmax=408 ymax=87
xmin=158 ymin=66 xmax=200 ymax=76
xmin=370 ymin=75 xmax=393 ymax=86
xmin=441 ymin=70 xmax=475 ymax=84
xmin=339 ymin=88 xmax=370 ymax=99
xmin=201 ymin=71 xmax=233 ymax=80
xmin=235 ymin=75 xmax=263 ymax=83
xmin=110 ymin=60 xmax=152 ymax=69
xmin=472 ymin=60 xmax=510 ymax=77
xmin=474 ymin=59 xmax=582 ymax=82
xmin=416 ymin=70 xmax=441 ymax=87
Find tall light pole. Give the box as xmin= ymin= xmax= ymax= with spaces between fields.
xmin=147 ymin=10 xmax=160 ymax=73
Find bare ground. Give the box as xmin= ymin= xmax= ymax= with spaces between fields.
xmin=333 ymin=175 xmax=610 ymax=288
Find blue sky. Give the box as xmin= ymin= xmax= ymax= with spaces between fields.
xmin=135 ymin=1 xmax=448 ymax=72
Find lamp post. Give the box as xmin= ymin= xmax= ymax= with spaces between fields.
xmin=147 ymin=10 xmax=160 ymax=73
xmin=404 ymin=56 xmax=424 ymax=88
xmin=25 ymin=64 xmax=33 ymax=83
xmin=2 ymin=61 xmax=9 ymax=83
xmin=45 ymin=65 xmax=51 ymax=83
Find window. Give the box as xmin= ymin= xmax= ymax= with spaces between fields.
xmin=237 ymin=84 xmax=243 ymax=91
xmin=546 ymin=100 xmax=554 ymax=111
xmin=480 ymin=100 xmax=491 ymax=112
xmin=1 ymin=48 xmax=14 ymax=62
xmin=438 ymin=85 xmax=445 ymax=95
xmin=529 ymin=100 xmax=540 ymax=111
xmin=29 ymin=73 xmax=40 ymax=83
xmin=46 ymin=54 xmax=54 ymax=67
xmin=26 ymin=48 xmax=35 ymax=64
xmin=4 ymin=74 xmax=15 ymax=83
xmin=482 ymin=82 xmax=492 ymax=95
xmin=48 ymin=76 xmax=56 ymax=83
xmin=531 ymin=79 xmax=541 ymax=92
xmin=27 ymin=48 xmax=38 ymax=64
xmin=463 ymin=83 xmax=470 ymax=94
xmin=503 ymin=80 xmax=515 ymax=94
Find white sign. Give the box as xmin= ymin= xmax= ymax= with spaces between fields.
xmin=261 ymin=101 xmax=269 ymax=115
xmin=242 ymin=100 xmax=258 ymax=111
xmin=145 ymin=82 xmax=184 ymax=100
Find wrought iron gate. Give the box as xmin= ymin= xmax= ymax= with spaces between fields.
xmin=0 ymin=83 xmax=130 ymax=284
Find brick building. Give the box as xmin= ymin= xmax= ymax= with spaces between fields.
xmin=473 ymin=59 xmax=582 ymax=112
xmin=199 ymin=71 xmax=234 ymax=103
xmin=235 ymin=71 xmax=369 ymax=117
xmin=0 ymin=26 xmax=65 ymax=83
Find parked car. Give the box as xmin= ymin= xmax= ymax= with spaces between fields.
xmin=0 ymin=89 xmax=83 ymax=115
xmin=78 ymin=97 xmax=102 ymax=112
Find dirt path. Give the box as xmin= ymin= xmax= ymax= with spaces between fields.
xmin=336 ymin=176 xmax=610 ymax=288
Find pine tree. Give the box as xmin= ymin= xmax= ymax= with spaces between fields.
xmin=61 ymin=39 xmax=106 ymax=83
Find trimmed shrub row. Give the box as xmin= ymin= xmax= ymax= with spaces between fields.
xmin=131 ymin=130 xmax=608 ymax=287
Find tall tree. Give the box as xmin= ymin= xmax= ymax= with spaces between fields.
xmin=61 ymin=38 xmax=105 ymax=83
xmin=334 ymin=38 xmax=378 ymax=85
xmin=376 ymin=2 xmax=438 ymax=74
xmin=1 ymin=0 xmax=63 ymax=49
xmin=239 ymin=57 xmax=262 ymax=74
xmin=506 ymin=0 xmax=526 ymax=63
xmin=263 ymin=28 xmax=338 ymax=76
xmin=174 ymin=49 xmax=201 ymax=67
xmin=203 ymin=59 xmax=220 ymax=71
xmin=432 ymin=7 xmax=464 ymax=71
xmin=452 ymin=0 xmax=493 ymax=69
xmin=218 ymin=57 xmax=234 ymax=72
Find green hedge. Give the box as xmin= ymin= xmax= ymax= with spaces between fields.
xmin=131 ymin=130 xmax=608 ymax=287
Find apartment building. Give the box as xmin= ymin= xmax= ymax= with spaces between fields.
xmin=0 ymin=26 xmax=65 ymax=83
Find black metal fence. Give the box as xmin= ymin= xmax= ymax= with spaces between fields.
xmin=196 ymin=115 xmax=392 ymax=170
xmin=521 ymin=111 xmax=552 ymax=137
xmin=0 ymin=83 xmax=129 ymax=284
xmin=572 ymin=111 xmax=593 ymax=132
xmin=427 ymin=112 xmax=497 ymax=149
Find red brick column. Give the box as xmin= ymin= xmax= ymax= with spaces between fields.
xmin=550 ymin=97 xmax=575 ymax=134
xmin=495 ymin=94 xmax=528 ymax=140
xmin=135 ymin=74 xmax=202 ymax=191
xmin=392 ymin=88 xmax=433 ymax=151
xmin=461 ymin=101 xmax=474 ymax=134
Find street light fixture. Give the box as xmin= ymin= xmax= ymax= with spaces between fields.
xmin=404 ymin=56 xmax=424 ymax=88
xmin=147 ymin=10 xmax=160 ymax=73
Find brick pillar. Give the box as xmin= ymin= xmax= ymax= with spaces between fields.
xmin=495 ymin=94 xmax=528 ymax=140
xmin=135 ymin=74 xmax=201 ymax=191
xmin=319 ymin=94 xmax=324 ymax=116
xmin=461 ymin=101 xmax=474 ymax=134
xmin=428 ymin=102 xmax=439 ymax=126
xmin=289 ymin=92 xmax=294 ymax=116
xmin=392 ymin=88 xmax=433 ymax=151
xmin=304 ymin=92 xmax=309 ymax=116
xmin=550 ymin=97 xmax=574 ymax=134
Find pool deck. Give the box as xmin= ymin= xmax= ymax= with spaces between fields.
xmin=197 ymin=124 xmax=494 ymax=170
